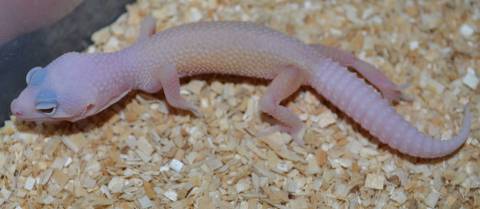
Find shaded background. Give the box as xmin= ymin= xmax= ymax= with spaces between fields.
xmin=0 ymin=0 xmax=134 ymax=125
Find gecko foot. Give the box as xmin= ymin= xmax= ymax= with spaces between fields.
xmin=175 ymin=100 xmax=203 ymax=118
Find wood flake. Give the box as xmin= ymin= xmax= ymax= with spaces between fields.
xmin=364 ymin=173 xmax=385 ymax=190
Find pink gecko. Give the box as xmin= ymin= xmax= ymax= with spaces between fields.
xmin=11 ymin=17 xmax=471 ymax=158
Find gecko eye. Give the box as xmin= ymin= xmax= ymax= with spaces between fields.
xmin=35 ymin=102 xmax=57 ymax=115
xmin=35 ymin=89 xmax=58 ymax=116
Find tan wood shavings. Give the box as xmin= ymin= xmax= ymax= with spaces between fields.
xmin=0 ymin=0 xmax=479 ymax=208
xmin=108 ymin=176 xmax=126 ymax=194
xmin=61 ymin=133 xmax=87 ymax=153
xmin=365 ymin=173 xmax=385 ymax=190
xmin=260 ymin=133 xmax=303 ymax=162
xmin=137 ymin=195 xmax=153 ymax=208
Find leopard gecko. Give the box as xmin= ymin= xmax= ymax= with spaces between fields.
xmin=11 ymin=17 xmax=471 ymax=158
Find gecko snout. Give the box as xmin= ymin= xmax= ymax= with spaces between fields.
xmin=10 ymin=99 xmax=24 ymax=117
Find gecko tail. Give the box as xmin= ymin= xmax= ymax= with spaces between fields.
xmin=405 ymin=104 xmax=471 ymax=158
xmin=309 ymin=61 xmax=472 ymax=158
xmin=439 ymin=104 xmax=472 ymax=154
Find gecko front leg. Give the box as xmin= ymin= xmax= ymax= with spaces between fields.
xmin=137 ymin=15 xmax=157 ymax=41
xmin=258 ymin=67 xmax=306 ymax=145
xmin=156 ymin=64 xmax=202 ymax=117
xmin=136 ymin=17 xmax=201 ymax=117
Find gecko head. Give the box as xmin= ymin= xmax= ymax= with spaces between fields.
xmin=10 ymin=52 xmax=99 ymax=122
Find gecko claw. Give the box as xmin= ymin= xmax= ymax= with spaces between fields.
xmin=189 ymin=107 xmax=203 ymax=118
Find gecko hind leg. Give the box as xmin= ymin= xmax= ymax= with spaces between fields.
xmin=157 ymin=64 xmax=202 ymax=117
xmin=257 ymin=68 xmax=306 ymax=145
xmin=309 ymin=44 xmax=408 ymax=103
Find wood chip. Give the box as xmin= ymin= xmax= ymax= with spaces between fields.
xmin=463 ymin=67 xmax=478 ymax=90
xmin=108 ymin=177 xmax=125 ymax=193
xmin=0 ymin=188 xmax=11 ymax=205
xmin=137 ymin=195 xmax=153 ymax=209
xmin=24 ymin=176 xmax=36 ymax=191
xmin=390 ymin=188 xmax=407 ymax=204
xmin=315 ymin=111 xmax=337 ymax=128
xmin=163 ymin=190 xmax=178 ymax=201
xmin=169 ymin=159 xmax=184 ymax=173
xmin=364 ymin=173 xmax=385 ymax=190
xmin=61 ymin=134 xmax=87 ymax=153
xmin=424 ymin=191 xmax=441 ymax=208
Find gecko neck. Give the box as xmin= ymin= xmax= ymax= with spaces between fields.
xmin=84 ymin=51 xmax=136 ymax=107
xmin=116 ymin=44 xmax=166 ymax=92
xmin=90 ymin=51 xmax=135 ymax=83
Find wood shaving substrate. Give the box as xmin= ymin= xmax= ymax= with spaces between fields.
xmin=1 ymin=0 xmax=479 ymax=208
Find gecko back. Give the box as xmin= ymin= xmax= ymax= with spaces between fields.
xmin=126 ymin=21 xmax=321 ymax=79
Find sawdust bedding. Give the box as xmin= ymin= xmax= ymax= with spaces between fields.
xmin=0 ymin=0 xmax=479 ymax=208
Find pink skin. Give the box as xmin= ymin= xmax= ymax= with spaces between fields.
xmin=308 ymin=44 xmax=407 ymax=103
xmin=11 ymin=18 xmax=471 ymax=158
xmin=0 ymin=0 xmax=83 ymax=45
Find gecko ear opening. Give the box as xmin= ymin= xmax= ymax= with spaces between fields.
xmin=83 ymin=104 xmax=96 ymax=116
xmin=86 ymin=104 xmax=95 ymax=111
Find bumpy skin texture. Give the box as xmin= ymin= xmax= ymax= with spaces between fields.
xmin=11 ymin=20 xmax=471 ymax=158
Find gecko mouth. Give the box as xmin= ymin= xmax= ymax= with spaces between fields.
xmin=15 ymin=115 xmax=70 ymax=122
xmin=13 ymin=110 xmax=73 ymax=122
xmin=69 ymin=109 xmax=92 ymax=122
